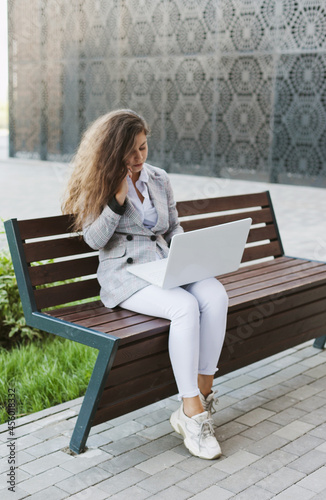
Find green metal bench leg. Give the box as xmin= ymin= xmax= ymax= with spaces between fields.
xmin=69 ymin=342 xmax=119 ymax=454
xmin=313 ymin=336 xmax=326 ymax=349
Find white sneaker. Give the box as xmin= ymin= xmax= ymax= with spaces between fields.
xmin=170 ymin=404 xmax=222 ymax=460
xmin=199 ymin=391 xmax=217 ymax=417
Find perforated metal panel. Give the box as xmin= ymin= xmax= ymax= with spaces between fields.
xmin=8 ymin=0 xmax=326 ymax=185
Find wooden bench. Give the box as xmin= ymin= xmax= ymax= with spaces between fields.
xmin=5 ymin=191 xmax=326 ymax=454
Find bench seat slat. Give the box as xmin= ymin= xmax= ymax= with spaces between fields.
xmin=221 ymin=257 xmax=308 ymax=284
xmin=225 ymin=261 xmax=326 ymax=291
xmin=227 ymin=269 xmax=326 ymax=307
xmin=50 ymin=306 xmax=134 ymax=323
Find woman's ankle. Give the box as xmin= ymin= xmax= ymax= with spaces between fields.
xmin=183 ymin=395 xmax=204 ymax=418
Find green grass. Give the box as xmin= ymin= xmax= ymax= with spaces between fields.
xmin=0 ymin=336 xmax=98 ymax=424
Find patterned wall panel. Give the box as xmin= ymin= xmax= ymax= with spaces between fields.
xmin=8 ymin=0 xmax=326 ymax=184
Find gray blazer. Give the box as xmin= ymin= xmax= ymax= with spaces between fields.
xmin=83 ymin=164 xmax=184 ymax=308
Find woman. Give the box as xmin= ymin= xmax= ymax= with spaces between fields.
xmin=62 ymin=109 xmax=229 ymax=460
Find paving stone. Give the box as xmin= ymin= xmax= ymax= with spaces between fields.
xmin=134 ymin=409 xmax=172 ymax=427
xmin=261 ymin=395 xmax=298 ymax=413
xmin=231 ymin=395 xmax=270 ymax=413
xmin=66 ymin=484 xmax=113 ymax=500
xmin=20 ymin=450 xmax=74 ymax=475
xmin=272 ymin=484 xmax=316 ymax=499
xmin=59 ymin=448 xmax=112 ymax=474
xmin=213 ymin=394 xmax=239 ymax=411
xmin=311 ymin=488 xmax=326 ymax=499
xmin=309 ymin=423 xmax=326 ymax=439
xmin=27 ymin=485 xmax=69 ymax=500
xmin=135 ymin=450 xmax=185 ymax=475
xmin=293 ymin=396 xmax=326 ymax=412
xmin=216 ymin=421 xmax=248 ymax=442
xmin=33 ymin=410 xmax=77 ymax=428
xmin=300 ymin=355 xmax=326 ymax=368
xmin=150 ymin=485 xmax=193 ymax=499
xmin=56 ymin=466 xmax=109 ymax=494
xmin=0 ymin=485 xmax=32 ymax=500
xmin=245 ymin=434 xmax=289 ymax=457
xmin=100 ymin=434 xmax=149 ymax=456
xmin=218 ymin=465 xmax=268 ymax=494
xmin=134 ymin=466 xmax=191 ymax=494
xmin=97 ymin=468 xmax=149 ymax=495
xmin=251 ymin=450 xmax=298 ymax=474
xmin=136 ymin=421 xmax=173 ymax=440
xmin=89 ymin=422 xmax=113 ymax=435
xmin=212 ymin=450 xmax=260 ymax=474
xmin=241 ymin=420 xmax=281 ymax=441
xmin=189 ymin=485 xmax=234 ymax=500
xmin=268 ymin=407 xmax=308 ymax=426
xmin=32 ymin=420 xmax=75 ymax=441
xmin=220 ymin=434 xmax=254 ymax=457
xmin=282 ymin=434 xmax=324 ymax=456
xmin=270 ymin=355 xmax=302 ymax=369
xmin=98 ymin=421 xmax=145 ymax=443
xmin=256 ymin=467 xmax=306 ymax=494
xmin=220 ymin=374 xmax=255 ymax=390
xmin=295 ymin=466 xmax=326 ymax=493
xmin=235 ymin=408 xmax=275 ymax=427
xmin=273 ymin=421 xmax=315 ymax=441
xmin=287 ymin=450 xmax=326 ymax=474
xmin=176 ymin=466 xmax=227 ymax=494
xmin=19 ymin=466 xmax=73 ymax=495
xmin=108 ymin=485 xmax=154 ymax=500
xmin=99 ymin=449 xmax=149 ymax=475
xmin=282 ymin=375 xmax=315 ymax=390
xmin=212 ymin=407 xmax=243 ymax=427
xmin=231 ymin=485 xmax=275 ymax=499
xmin=299 ymin=407 xmax=326 ymax=426
xmin=23 ymin=436 xmax=69 ymax=458
xmin=246 ymin=364 xmax=281 ymax=379
xmin=258 ymin=385 xmax=293 ymax=402
xmin=138 ymin=434 xmax=182 ymax=457
xmin=174 ymin=456 xmax=210 ymax=474
xmin=304 ymin=364 xmax=326 ymax=379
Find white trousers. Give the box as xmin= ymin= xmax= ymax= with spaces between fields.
xmin=119 ymin=278 xmax=228 ymax=399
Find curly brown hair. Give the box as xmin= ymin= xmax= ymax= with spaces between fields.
xmin=62 ymin=109 xmax=150 ymax=231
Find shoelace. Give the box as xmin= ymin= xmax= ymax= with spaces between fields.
xmin=198 ymin=417 xmax=215 ymax=449
xmin=203 ymin=395 xmax=218 ymax=415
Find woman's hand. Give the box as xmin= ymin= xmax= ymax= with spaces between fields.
xmin=115 ymin=168 xmax=132 ymax=206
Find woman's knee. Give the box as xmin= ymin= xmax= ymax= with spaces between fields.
xmin=188 ymin=278 xmax=229 ymax=310
xmin=170 ymin=291 xmax=200 ymax=323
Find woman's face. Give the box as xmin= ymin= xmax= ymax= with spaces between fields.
xmin=125 ymin=131 xmax=148 ymax=177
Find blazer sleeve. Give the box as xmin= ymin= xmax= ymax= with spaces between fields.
xmin=163 ymin=172 xmax=184 ymax=245
xmin=83 ymin=205 xmax=122 ymax=250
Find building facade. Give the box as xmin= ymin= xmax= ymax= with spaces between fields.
xmin=8 ymin=0 xmax=326 ymax=185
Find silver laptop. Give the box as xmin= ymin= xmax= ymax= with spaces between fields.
xmin=127 ymin=218 xmax=252 ymax=289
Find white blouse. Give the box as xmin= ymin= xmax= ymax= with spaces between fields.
xmin=127 ymin=167 xmax=158 ymax=229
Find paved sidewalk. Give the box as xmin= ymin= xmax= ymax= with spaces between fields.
xmin=0 ymin=342 xmax=325 ymax=499
xmin=1 ymin=135 xmax=326 ymax=498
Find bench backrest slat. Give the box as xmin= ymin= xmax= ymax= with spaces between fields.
xmin=177 ymin=191 xmax=283 ymax=263
xmin=11 ymin=191 xmax=283 ymax=312
xmin=34 ymin=278 xmax=100 ymax=310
